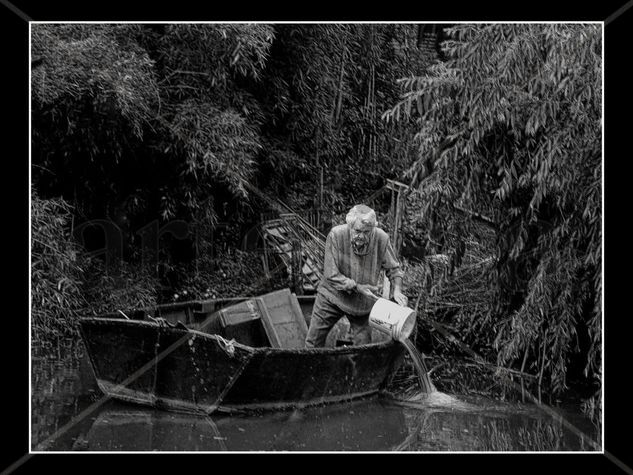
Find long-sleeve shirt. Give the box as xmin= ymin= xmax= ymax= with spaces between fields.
xmin=318 ymin=224 xmax=404 ymax=316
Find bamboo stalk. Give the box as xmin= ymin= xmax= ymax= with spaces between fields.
xmin=538 ymin=336 xmax=546 ymax=403
xmin=334 ymin=45 xmax=347 ymax=124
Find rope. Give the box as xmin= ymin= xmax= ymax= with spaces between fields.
xmin=214 ymin=335 xmax=236 ymax=357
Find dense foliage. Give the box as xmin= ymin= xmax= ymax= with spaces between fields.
xmin=31 ymin=22 xmax=436 ymax=323
xmin=32 ymin=191 xmax=86 ymax=336
xmin=31 ymin=23 xmax=602 ymax=400
xmin=385 ymin=24 xmax=601 ymax=395
xmin=31 ymin=191 xmax=158 ymax=338
xmin=32 ymin=24 xmax=433 ymax=228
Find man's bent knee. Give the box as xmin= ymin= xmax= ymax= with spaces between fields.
xmin=305 ymin=315 xmax=331 ymax=348
xmin=305 ymin=294 xmax=343 ymax=348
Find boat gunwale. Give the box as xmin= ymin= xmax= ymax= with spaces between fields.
xmin=93 ymin=295 xmax=317 ymax=317
xmin=79 ymin=316 xmax=399 ymax=355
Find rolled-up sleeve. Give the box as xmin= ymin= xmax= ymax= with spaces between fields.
xmin=324 ymin=232 xmax=356 ymax=292
xmin=382 ymin=237 xmax=404 ymax=281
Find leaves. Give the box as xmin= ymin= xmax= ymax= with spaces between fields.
xmin=32 ymin=24 xmax=158 ymax=138
xmin=169 ymin=100 xmax=259 ymax=198
xmin=31 ymin=191 xmax=159 ymax=339
xmin=389 ymin=24 xmax=601 ymax=395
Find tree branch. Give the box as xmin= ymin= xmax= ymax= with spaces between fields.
xmin=453 ymin=204 xmax=497 ymax=229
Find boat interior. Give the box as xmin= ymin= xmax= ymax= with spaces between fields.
xmin=97 ymin=288 xmax=389 ymax=350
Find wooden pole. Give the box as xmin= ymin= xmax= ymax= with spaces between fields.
xmin=383 ymin=187 xmax=396 ymax=299
xmin=319 ymin=166 xmax=324 ymax=231
xmin=315 ymin=131 xmax=324 ymax=233
xmin=261 ymin=221 xmax=271 ymax=280
xmin=395 ymin=187 xmax=406 ymax=255
xmin=194 ymin=223 xmax=199 ymax=277
xmin=291 ymin=238 xmax=303 ymax=295
xmin=393 ymin=190 xmax=401 ymax=254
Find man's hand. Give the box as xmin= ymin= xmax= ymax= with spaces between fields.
xmin=356 ymin=283 xmax=380 ymax=298
xmin=393 ymin=289 xmax=408 ymax=307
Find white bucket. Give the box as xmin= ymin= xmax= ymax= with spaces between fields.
xmin=368 ymin=298 xmax=417 ymax=342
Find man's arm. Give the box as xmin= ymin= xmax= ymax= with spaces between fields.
xmin=390 ymin=275 xmax=404 ymax=294
xmin=382 ymin=237 xmax=408 ymax=306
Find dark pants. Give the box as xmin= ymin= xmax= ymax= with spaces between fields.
xmin=305 ymin=292 xmax=372 ymax=348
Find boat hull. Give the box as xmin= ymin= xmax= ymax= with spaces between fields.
xmin=79 ymin=318 xmax=405 ymax=414
xmin=222 ymin=343 xmax=404 ymax=410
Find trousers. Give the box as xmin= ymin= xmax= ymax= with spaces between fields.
xmin=304 ymin=292 xmax=372 ymax=348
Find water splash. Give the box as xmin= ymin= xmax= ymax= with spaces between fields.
xmin=390 ymin=339 xmax=476 ymax=412
xmin=402 ymin=390 xmax=475 ymax=411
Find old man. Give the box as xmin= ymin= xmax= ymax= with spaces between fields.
xmin=305 ymin=204 xmax=408 ymax=348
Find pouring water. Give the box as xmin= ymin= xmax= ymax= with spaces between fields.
xmin=364 ymin=291 xmax=436 ymax=394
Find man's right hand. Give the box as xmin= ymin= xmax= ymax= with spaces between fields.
xmin=356 ymin=283 xmax=380 ymax=298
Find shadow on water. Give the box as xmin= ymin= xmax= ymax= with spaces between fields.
xmin=31 ymin=339 xmax=601 ymax=452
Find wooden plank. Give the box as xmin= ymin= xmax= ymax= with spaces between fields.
xmin=215 ymin=300 xmax=270 ymax=348
xmin=386 ymin=178 xmax=410 ymax=190
xmin=289 ymin=293 xmax=309 ymax=335
xmin=219 ymin=301 xmax=261 ymax=326
xmin=255 ymin=298 xmax=282 ymax=348
xmin=256 ymin=289 xmax=309 ymax=349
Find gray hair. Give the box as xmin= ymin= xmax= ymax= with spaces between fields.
xmin=345 ymin=204 xmax=377 ymax=227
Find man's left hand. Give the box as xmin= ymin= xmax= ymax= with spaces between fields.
xmin=393 ymin=290 xmax=408 ymax=307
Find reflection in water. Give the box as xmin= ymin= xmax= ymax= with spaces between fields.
xmin=31 ymin=338 xmax=100 ymax=450
xmin=83 ymin=400 xmax=408 ymax=451
xmin=31 ymin=339 xmax=600 ymax=452
xmin=390 ymin=392 xmax=600 ymax=451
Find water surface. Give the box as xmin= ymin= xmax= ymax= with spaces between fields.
xmin=31 ymin=339 xmax=600 ymax=452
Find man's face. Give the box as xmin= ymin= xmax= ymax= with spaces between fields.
xmin=350 ymin=220 xmax=373 ymax=254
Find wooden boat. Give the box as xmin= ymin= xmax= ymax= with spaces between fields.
xmin=79 ymin=289 xmax=408 ymax=414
